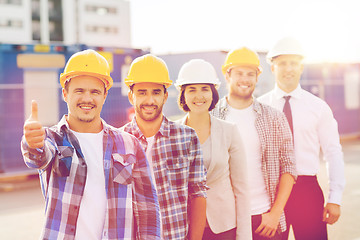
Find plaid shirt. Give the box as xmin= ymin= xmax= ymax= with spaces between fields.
xmin=21 ymin=116 xmax=161 ymax=240
xmin=211 ymin=97 xmax=296 ymax=232
xmin=121 ymin=116 xmax=207 ymax=240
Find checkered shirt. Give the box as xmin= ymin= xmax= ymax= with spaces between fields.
xmin=121 ymin=116 xmax=207 ymax=240
xmin=21 ymin=115 xmax=161 ymax=240
xmin=211 ymin=97 xmax=296 ymax=232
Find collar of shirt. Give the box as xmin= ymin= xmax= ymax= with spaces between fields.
xmin=54 ymin=115 xmax=111 ymax=135
xmin=128 ymin=115 xmax=171 ymax=139
xmin=273 ymin=84 xmax=303 ymax=100
xmin=222 ymin=96 xmax=265 ymax=116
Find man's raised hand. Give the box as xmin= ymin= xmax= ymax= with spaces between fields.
xmin=23 ymin=100 xmax=45 ymax=149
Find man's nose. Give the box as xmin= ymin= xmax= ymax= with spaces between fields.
xmin=82 ymin=91 xmax=92 ymax=101
xmin=144 ymin=94 xmax=156 ymax=104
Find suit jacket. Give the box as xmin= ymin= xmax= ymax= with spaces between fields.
xmin=178 ymin=115 xmax=252 ymax=240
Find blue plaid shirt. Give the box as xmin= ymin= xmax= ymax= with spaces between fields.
xmin=21 ymin=116 xmax=161 ymax=240
xmin=121 ymin=116 xmax=207 ymax=240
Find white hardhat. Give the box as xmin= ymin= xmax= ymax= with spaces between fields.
xmin=267 ymin=37 xmax=305 ymax=62
xmin=175 ymin=59 xmax=221 ymax=89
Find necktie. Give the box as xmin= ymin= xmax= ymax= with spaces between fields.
xmin=283 ymin=96 xmax=293 ymax=136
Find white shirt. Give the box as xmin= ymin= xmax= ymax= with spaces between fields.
xmin=200 ymin=136 xmax=211 ymax=170
xmin=258 ymin=84 xmax=345 ymax=204
xmin=145 ymin=135 xmax=163 ymax=237
xmin=226 ymin=104 xmax=271 ymax=215
xmin=71 ymin=130 xmax=107 ymax=240
xmin=145 ymin=135 xmax=156 ymax=181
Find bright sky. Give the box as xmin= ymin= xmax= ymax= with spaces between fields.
xmin=129 ymin=0 xmax=360 ymax=63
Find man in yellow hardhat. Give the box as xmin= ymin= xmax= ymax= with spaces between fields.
xmin=121 ymin=54 xmax=207 ymax=240
xmin=259 ymin=37 xmax=345 ymax=240
xmin=211 ymin=47 xmax=296 ymax=240
xmin=21 ymin=49 xmax=161 ymax=239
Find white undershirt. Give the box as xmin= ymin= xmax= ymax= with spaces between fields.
xmin=145 ymin=135 xmax=163 ymax=237
xmin=145 ymin=135 xmax=156 ymax=180
xmin=226 ymin=104 xmax=271 ymax=215
xmin=71 ymin=130 xmax=107 ymax=240
xmin=200 ymin=136 xmax=211 ymax=170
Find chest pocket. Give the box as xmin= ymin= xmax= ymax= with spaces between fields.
xmin=53 ymin=146 xmax=74 ymax=177
xmin=166 ymin=158 xmax=190 ymax=188
xmin=112 ymin=153 xmax=136 ymax=185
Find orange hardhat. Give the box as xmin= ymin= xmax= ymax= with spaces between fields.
xmin=124 ymin=54 xmax=172 ymax=88
xmin=222 ymin=47 xmax=262 ymax=75
xmin=60 ymin=49 xmax=113 ymax=90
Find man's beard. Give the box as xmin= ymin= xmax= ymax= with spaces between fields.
xmin=136 ymin=104 xmax=163 ymax=122
xmin=77 ymin=116 xmax=95 ymax=123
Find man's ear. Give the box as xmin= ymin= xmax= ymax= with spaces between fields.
xmin=128 ymin=90 xmax=134 ymax=105
xmin=62 ymin=88 xmax=68 ymax=103
xmin=271 ymin=63 xmax=275 ymax=73
xmin=102 ymin=90 xmax=108 ymax=104
xmin=225 ymin=72 xmax=231 ymax=84
xmin=164 ymin=91 xmax=168 ymax=104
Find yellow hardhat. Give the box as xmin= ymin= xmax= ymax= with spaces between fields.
xmin=60 ymin=49 xmax=113 ymax=91
xmin=124 ymin=54 xmax=172 ymax=88
xmin=222 ymin=47 xmax=262 ymax=75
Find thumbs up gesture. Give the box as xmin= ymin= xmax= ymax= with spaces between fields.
xmin=23 ymin=100 xmax=45 ymax=149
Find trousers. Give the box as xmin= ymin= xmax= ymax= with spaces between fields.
xmin=202 ymin=227 xmax=236 ymax=240
xmin=251 ymin=214 xmax=281 ymax=240
xmin=282 ymin=175 xmax=328 ymax=240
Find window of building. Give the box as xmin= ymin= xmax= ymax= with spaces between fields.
xmin=85 ymin=5 xmax=117 ymax=15
xmin=31 ymin=0 xmax=63 ymax=42
xmin=86 ymin=25 xmax=118 ymax=34
xmin=0 ymin=0 xmax=22 ymax=5
xmin=0 ymin=19 xmax=23 ymax=28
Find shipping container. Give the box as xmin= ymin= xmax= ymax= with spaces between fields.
xmin=0 ymin=43 xmax=148 ymax=173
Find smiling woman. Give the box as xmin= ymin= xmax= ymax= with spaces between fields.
xmin=175 ymin=59 xmax=252 ymax=239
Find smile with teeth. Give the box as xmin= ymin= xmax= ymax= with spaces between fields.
xmin=239 ymin=84 xmax=250 ymax=89
xmin=193 ymin=102 xmax=206 ymax=106
xmin=142 ymin=105 xmax=157 ymax=112
xmin=78 ymin=104 xmax=95 ymax=110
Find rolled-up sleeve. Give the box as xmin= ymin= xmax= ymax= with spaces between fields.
xmin=188 ymin=133 xmax=207 ymax=199
xmin=278 ymin=113 xmax=297 ymax=179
